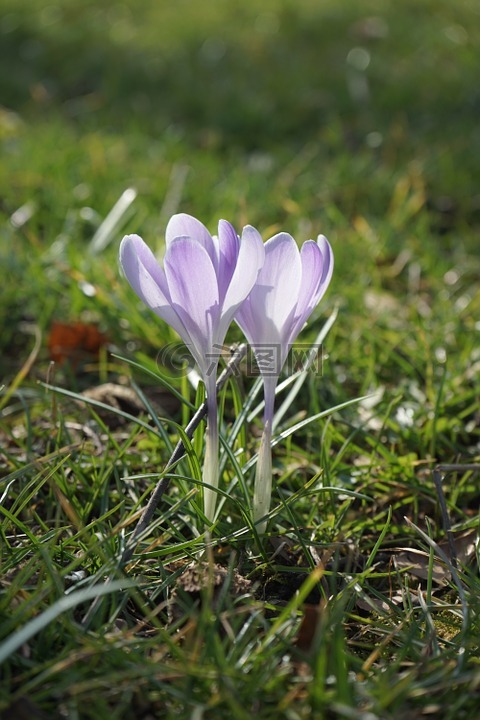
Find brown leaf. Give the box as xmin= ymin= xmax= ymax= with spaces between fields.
xmin=393 ymin=529 xmax=477 ymax=586
xmin=295 ymin=603 xmax=324 ymax=652
xmin=48 ymin=321 xmax=108 ymax=365
xmin=80 ymin=383 xmax=180 ymax=426
xmin=394 ymin=547 xmax=450 ymax=586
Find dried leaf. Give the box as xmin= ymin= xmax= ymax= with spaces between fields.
xmin=394 ymin=547 xmax=450 ymax=586
xmin=393 ymin=529 xmax=477 ymax=586
xmin=81 ymin=384 xmax=145 ymax=414
xmin=295 ymin=603 xmax=323 ymax=652
xmin=48 ymin=321 xmax=108 ymax=365
xmin=80 ymin=383 xmax=180 ymax=426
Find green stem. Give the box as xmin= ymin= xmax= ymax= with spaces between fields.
xmin=254 ymin=375 xmax=278 ymax=533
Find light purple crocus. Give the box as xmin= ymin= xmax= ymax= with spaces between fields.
xmin=120 ymin=213 xmax=265 ymax=521
xmin=236 ymin=231 xmax=333 ymax=531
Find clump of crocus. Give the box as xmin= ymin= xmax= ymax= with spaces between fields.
xmin=236 ymin=231 xmax=333 ymax=532
xmin=120 ymin=213 xmax=265 ymax=521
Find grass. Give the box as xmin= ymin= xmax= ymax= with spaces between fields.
xmin=1 ymin=0 xmax=480 ymax=717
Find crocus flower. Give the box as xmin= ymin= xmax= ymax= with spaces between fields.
xmin=120 ymin=213 xmax=265 ymax=521
xmin=235 ymin=231 xmax=333 ymax=531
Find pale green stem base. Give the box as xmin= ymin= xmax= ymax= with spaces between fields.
xmin=254 ymin=376 xmax=278 ymax=534
xmin=203 ymin=374 xmax=219 ymax=523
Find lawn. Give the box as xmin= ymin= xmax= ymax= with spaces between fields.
xmin=1 ymin=0 xmax=480 ymax=717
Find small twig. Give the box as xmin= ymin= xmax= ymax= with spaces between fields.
xmin=432 ymin=463 xmax=480 ymax=569
xmin=120 ymin=343 xmax=247 ymax=567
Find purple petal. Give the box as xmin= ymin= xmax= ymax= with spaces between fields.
xmin=216 ymin=219 xmax=240 ymax=302
xmin=236 ymin=232 xmax=301 ymax=366
xmin=165 ymin=213 xmax=218 ymax=269
xmin=316 ymin=234 xmax=334 ymax=287
xmin=234 ymin=293 xmax=262 ymax=346
xmin=164 ymin=237 xmax=220 ymax=371
xmin=287 ymin=240 xmax=323 ymax=340
xmin=119 ymin=234 xmax=189 ymax=340
xmin=261 ymin=233 xmax=302 ymax=323
xmin=288 ymin=235 xmax=334 ymax=344
xmin=218 ymin=224 xmax=265 ymax=338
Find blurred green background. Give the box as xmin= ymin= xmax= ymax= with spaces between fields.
xmin=2 ymin=0 xmax=479 ymax=214
xmin=1 ymin=0 xmax=479 ymax=393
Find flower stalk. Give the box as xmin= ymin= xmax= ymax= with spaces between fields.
xmin=203 ymin=373 xmax=219 ymax=522
xmin=253 ymin=376 xmax=277 ymax=532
